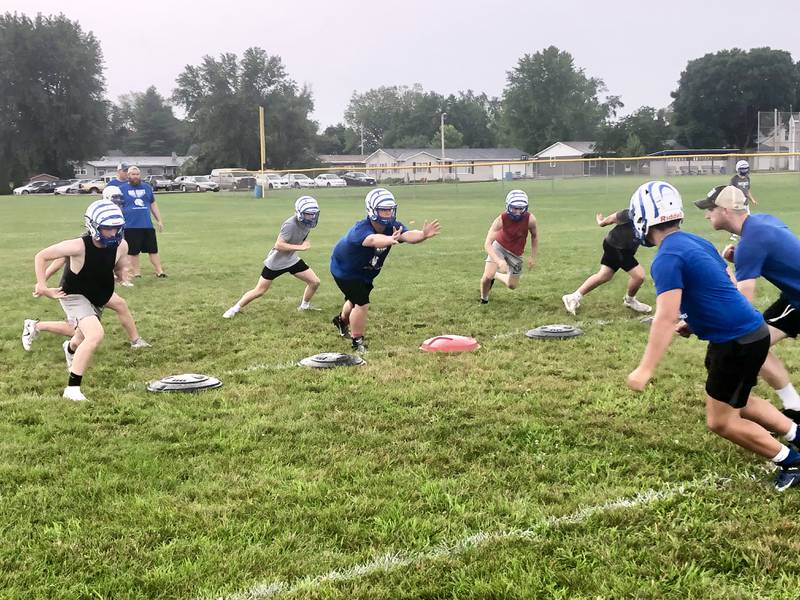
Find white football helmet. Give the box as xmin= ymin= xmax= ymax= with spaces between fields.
xmin=102 ymin=185 xmax=124 ymax=207
xmin=735 ymin=160 xmax=750 ymax=177
xmin=505 ymin=189 xmax=529 ymax=221
xmin=294 ymin=196 xmax=320 ymax=227
xmin=85 ymin=200 xmax=125 ymax=247
xmin=365 ymin=188 xmax=397 ymax=226
xmin=629 ymin=181 xmax=683 ymax=247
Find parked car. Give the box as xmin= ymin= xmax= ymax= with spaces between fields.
xmin=145 ymin=175 xmax=180 ymax=191
xmin=80 ymin=178 xmax=107 ymax=194
xmin=173 ymin=175 xmax=219 ymax=192
xmin=314 ymin=173 xmax=347 ymax=187
xmin=55 ymin=179 xmax=85 ymax=195
xmin=341 ymin=172 xmax=377 ymax=186
xmin=209 ymin=168 xmax=257 ymax=191
xmin=13 ymin=181 xmax=49 ymax=195
xmin=262 ymin=173 xmax=289 ymax=190
xmin=282 ymin=173 xmax=317 ymax=189
xmin=34 ymin=179 xmax=75 ymax=194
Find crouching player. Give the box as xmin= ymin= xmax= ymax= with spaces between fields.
xmin=625 ymin=181 xmax=800 ymax=491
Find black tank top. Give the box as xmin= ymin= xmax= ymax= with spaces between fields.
xmin=60 ymin=235 xmax=117 ymax=306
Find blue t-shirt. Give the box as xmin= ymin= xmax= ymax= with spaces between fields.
xmin=735 ymin=213 xmax=800 ymax=308
xmin=330 ymin=219 xmax=408 ymax=283
xmin=106 ymin=178 xmax=126 ymax=189
xmin=120 ymin=182 xmax=155 ymax=229
xmin=651 ymin=231 xmax=764 ymax=343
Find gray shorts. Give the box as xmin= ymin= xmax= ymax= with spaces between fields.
xmin=486 ymin=241 xmax=523 ymax=277
xmin=59 ymin=294 xmax=103 ymax=327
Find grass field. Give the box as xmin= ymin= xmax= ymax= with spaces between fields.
xmin=3 ymin=175 xmax=800 ymax=599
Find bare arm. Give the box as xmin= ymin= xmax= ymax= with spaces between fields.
xmin=483 ymin=217 xmax=505 ymax=263
xmin=44 ymin=257 xmax=66 ymax=280
xmin=114 ymin=241 xmax=130 ymax=281
xmin=596 ymin=212 xmax=618 ymax=227
xmin=274 ymin=236 xmax=310 ymax=252
xmin=363 ymin=227 xmax=403 ymax=249
xmin=399 ymin=220 xmax=440 ymax=244
xmin=737 ymin=278 xmax=757 ymax=303
xmin=150 ymin=200 xmax=163 ymax=231
xmin=528 ymin=214 xmax=538 ymax=267
xmin=626 ymin=289 xmax=682 ymax=391
xmin=34 ymin=239 xmax=84 ymax=298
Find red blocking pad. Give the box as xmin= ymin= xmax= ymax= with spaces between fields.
xmin=419 ymin=335 xmax=481 ymax=353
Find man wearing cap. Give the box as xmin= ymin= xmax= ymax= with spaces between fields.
xmin=120 ymin=165 xmax=167 ymax=278
xmin=107 ymin=162 xmax=129 ymax=189
xmin=696 ymin=184 xmax=800 ymax=423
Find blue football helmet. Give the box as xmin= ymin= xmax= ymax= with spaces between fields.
xmin=629 ymin=181 xmax=683 ymax=247
xmin=365 ymin=188 xmax=397 ymax=226
xmin=85 ymin=200 xmax=125 ymax=247
xmin=505 ymin=189 xmax=529 ymax=221
xmin=294 ymin=196 xmax=320 ymax=227
xmin=736 ymin=160 xmax=750 ymax=177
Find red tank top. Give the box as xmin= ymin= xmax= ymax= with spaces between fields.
xmin=496 ymin=212 xmax=530 ymax=256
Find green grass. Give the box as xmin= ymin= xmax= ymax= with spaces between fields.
xmin=2 ymin=175 xmax=800 ymax=599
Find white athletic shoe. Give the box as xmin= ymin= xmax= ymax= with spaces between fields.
xmin=120 ymin=280 xmax=134 ymax=288
xmin=130 ymin=337 xmax=151 ymax=348
xmin=62 ymin=386 xmax=87 ymax=402
xmin=623 ymin=296 xmax=652 ymax=313
xmin=22 ymin=319 xmax=39 ymax=351
xmin=562 ymin=293 xmax=580 ymax=316
xmin=297 ymin=303 xmax=321 ymax=311
xmin=223 ymin=306 xmax=239 ymax=319
xmin=62 ymin=340 xmax=74 ymax=371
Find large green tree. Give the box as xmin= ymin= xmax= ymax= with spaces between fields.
xmin=500 ymin=46 xmax=621 ymax=154
xmin=671 ymin=47 xmax=797 ymax=149
xmin=172 ymin=48 xmax=317 ymax=171
xmin=0 ymin=13 xmax=107 ymax=191
xmin=596 ymin=106 xmax=673 ymax=156
xmin=126 ymin=87 xmax=183 ymax=154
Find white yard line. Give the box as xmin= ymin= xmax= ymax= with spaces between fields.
xmin=211 ymin=474 xmax=730 ymax=600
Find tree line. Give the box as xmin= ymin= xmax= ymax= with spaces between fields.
xmin=3 ymin=12 xmax=800 ymax=193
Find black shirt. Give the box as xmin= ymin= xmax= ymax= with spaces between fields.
xmin=60 ymin=235 xmax=117 ymax=306
xmin=730 ymin=174 xmax=752 ymax=199
xmin=605 ymin=209 xmax=638 ymax=251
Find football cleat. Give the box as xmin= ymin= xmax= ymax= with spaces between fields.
xmin=623 ymin=296 xmax=652 ymax=313
xmin=332 ymin=315 xmax=350 ymax=338
xmin=22 ymin=319 xmax=39 ymax=351
xmin=62 ymin=386 xmax=87 ymax=402
xmin=62 ymin=340 xmax=74 ymax=371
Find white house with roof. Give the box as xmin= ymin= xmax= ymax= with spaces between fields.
xmin=532 ymin=141 xmax=602 ymax=177
xmin=363 ymin=148 xmax=533 ymax=182
xmin=73 ymin=154 xmax=193 ymax=178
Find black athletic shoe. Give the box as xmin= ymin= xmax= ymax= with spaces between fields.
xmin=156 ymin=273 xmax=168 ymax=278
xmin=352 ymin=336 xmax=366 ymax=354
xmin=332 ymin=315 xmax=350 ymax=338
xmin=775 ymin=460 xmax=800 ymax=492
xmin=782 ymin=408 xmax=800 ymax=425
xmin=479 ymin=298 xmax=489 ymax=304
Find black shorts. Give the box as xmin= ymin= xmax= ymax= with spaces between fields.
xmin=125 ymin=228 xmax=158 ymax=255
xmin=333 ymin=276 xmax=373 ymax=306
xmin=763 ymin=294 xmax=800 ymax=338
xmin=260 ymin=260 xmax=309 ymax=281
xmin=704 ymin=326 xmax=770 ymax=408
xmin=600 ymin=240 xmax=639 ymax=272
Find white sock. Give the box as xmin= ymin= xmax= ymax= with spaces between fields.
xmin=573 ymin=291 xmax=583 ymax=300
xmin=300 ymin=300 xmax=310 ymax=309
xmin=232 ymin=303 xmax=241 ymax=312
xmin=772 ymin=445 xmax=790 ymax=463
xmin=786 ymin=422 xmax=798 ymax=442
xmin=777 ymin=384 xmax=800 ymax=410
xmin=624 ymin=294 xmax=634 ymax=301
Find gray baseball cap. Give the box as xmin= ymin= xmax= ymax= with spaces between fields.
xmin=694 ymin=185 xmax=748 ymax=210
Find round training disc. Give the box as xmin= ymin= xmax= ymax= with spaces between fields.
xmin=419 ymin=335 xmax=480 ymax=353
xmin=525 ymin=324 xmax=584 ymax=339
xmin=298 ymin=352 xmax=366 ymax=368
xmin=147 ymin=373 xmax=223 ymax=392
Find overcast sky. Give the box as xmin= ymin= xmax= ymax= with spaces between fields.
xmin=7 ymin=0 xmax=800 ymax=128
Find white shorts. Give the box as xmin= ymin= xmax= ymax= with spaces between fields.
xmin=59 ymin=294 xmax=103 ymax=327
xmin=486 ymin=241 xmax=523 ymax=277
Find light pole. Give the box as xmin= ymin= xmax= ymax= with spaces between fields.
xmin=440 ymin=112 xmax=447 ymax=182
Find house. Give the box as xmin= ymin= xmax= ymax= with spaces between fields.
xmin=28 ymin=173 xmax=60 ymax=183
xmin=73 ymin=153 xmax=193 ymax=178
xmin=532 ymin=141 xmax=602 ymax=177
xmin=318 ymin=154 xmax=367 ymax=169
xmin=363 ymin=148 xmax=533 ymax=183
xmin=647 ymin=149 xmax=740 ymax=177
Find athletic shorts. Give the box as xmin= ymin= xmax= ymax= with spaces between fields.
xmin=333 ymin=276 xmax=373 ymax=306
xmin=59 ymin=294 xmax=103 ymax=327
xmin=261 ymin=259 xmax=309 ymax=281
xmin=763 ymin=294 xmax=800 ymax=338
xmin=704 ymin=324 xmax=770 ymax=408
xmin=125 ymin=228 xmax=158 ymax=255
xmin=600 ymin=240 xmax=639 ymax=272
xmin=486 ymin=241 xmax=523 ymax=277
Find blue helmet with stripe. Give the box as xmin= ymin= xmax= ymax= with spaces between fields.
xmin=294 ymin=195 xmax=320 ymax=227
xmin=84 ymin=200 xmax=125 ymax=247
xmin=736 ymin=160 xmax=750 ymax=177
xmin=629 ymin=181 xmax=683 ymax=247
xmin=365 ymin=188 xmax=397 ymax=226
xmin=505 ymin=189 xmax=529 ymax=221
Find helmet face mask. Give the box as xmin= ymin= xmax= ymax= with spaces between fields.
xmin=365 ymin=188 xmax=397 ymax=226
xmin=736 ymin=160 xmax=750 ymax=177
xmin=505 ymin=189 xmax=529 ymax=221
xmin=102 ymin=185 xmax=124 ymax=207
xmin=294 ymin=196 xmax=320 ymax=228
xmin=85 ymin=200 xmax=125 ymax=247
xmin=629 ymin=181 xmax=684 ymax=247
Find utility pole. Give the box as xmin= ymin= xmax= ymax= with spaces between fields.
xmin=258 ymin=106 xmax=267 ymax=172
xmin=360 ymin=123 xmax=365 ymax=156
xmin=440 ymin=112 xmax=447 ymax=182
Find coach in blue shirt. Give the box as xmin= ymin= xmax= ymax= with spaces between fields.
xmin=120 ymin=165 xmax=167 ymax=278
xmin=626 ymin=181 xmax=800 ymax=491
xmin=696 ymin=185 xmax=800 ymax=424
